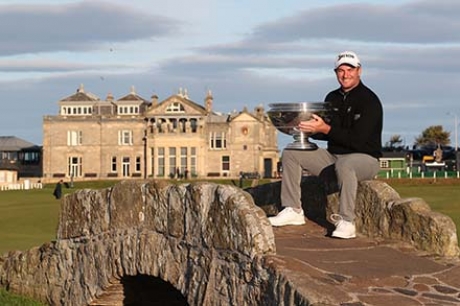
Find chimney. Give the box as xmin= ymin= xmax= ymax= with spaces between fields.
xmin=205 ymin=89 xmax=213 ymax=113
xmin=151 ymin=94 xmax=158 ymax=106
xmin=106 ymin=92 xmax=114 ymax=102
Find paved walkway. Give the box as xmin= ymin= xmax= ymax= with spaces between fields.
xmin=272 ymin=219 xmax=460 ymax=305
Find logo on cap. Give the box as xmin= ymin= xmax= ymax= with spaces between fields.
xmin=335 ymin=51 xmax=361 ymax=68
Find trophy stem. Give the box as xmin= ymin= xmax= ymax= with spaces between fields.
xmin=286 ymin=132 xmax=318 ymax=150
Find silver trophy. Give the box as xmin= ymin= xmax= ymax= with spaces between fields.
xmin=267 ymin=102 xmax=329 ymax=150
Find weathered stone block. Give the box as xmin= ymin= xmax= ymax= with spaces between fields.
xmin=247 ymin=178 xmax=459 ymax=257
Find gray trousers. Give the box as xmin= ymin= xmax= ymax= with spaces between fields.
xmin=281 ymin=148 xmax=380 ymax=222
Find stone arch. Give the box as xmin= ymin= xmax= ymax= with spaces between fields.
xmin=93 ymin=274 xmax=188 ymax=305
xmin=0 ymin=181 xmax=276 ymax=305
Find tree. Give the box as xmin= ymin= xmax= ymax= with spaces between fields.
xmin=385 ymin=134 xmax=403 ymax=148
xmin=414 ymin=125 xmax=450 ymax=147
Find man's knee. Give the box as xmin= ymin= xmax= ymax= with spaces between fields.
xmin=281 ymin=149 xmax=301 ymax=164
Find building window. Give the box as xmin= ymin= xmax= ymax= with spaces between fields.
xmin=21 ymin=151 xmax=40 ymax=165
xmin=117 ymin=105 xmax=139 ymax=115
xmin=190 ymin=147 xmax=197 ymax=175
xmin=222 ymin=156 xmax=230 ymax=171
xmin=190 ymin=119 xmax=198 ymax=133
xmin=111 ymin=156 xmax=117 ymax=172
xmin=67 ymin=130 xmax=82 ymax=146
xmin=169 ymin=147 xmax=176 ymax=177
xmin=150 ymin=148 xmax=155 ymax=176
xmin=68 ymin=156 xmax=82 ymax=177
xmin=180 ymin=147 xmax=187 ymax=173
xmin=1 ymin=151 xmax=17 ymax=160
xmin=380 ymin=160 xmax=389 ymax=169
xmin=158 ymin=147 xmax=165 ymax=176
xmin=135 ymin=156 xmax=141 ymax=172
xmin=210 ymin=132 xmax=227 ymax=149
xmin=62 ymin=106 xmax=92 ymax=116
xmin=118 ymin=130 xmax=133 ymax=145
xmin=165 ymin=102 xmax=185 ymax=113
xmin=122 ymin=157 xmax=130 ymax=177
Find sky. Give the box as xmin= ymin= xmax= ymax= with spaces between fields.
xmin=1 ymin=0 xmax=460 ymax=150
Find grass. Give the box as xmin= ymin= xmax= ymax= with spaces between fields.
xmin=0 ymin=178 xmax=459 ymax=304
xmin=0 ymin=288 xmax=46 ymax=306
xmin=381 ymin=178 xmax=460 ymax=238
xmin=0 ymin=181 xmax=118 ymax=255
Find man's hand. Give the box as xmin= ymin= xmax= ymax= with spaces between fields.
xmin=298 ymin=114 xmax=331 ymax=134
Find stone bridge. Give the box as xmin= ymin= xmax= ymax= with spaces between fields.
xmin=0 ymin=178 xmax=459 ymax=305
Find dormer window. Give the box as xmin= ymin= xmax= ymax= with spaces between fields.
xmin=60 ymin=106 xmax=92 ymax=116
xmin=117 ymin=105 xmax=139 ymax=115
xmin=165 ymin=102 xmax=185 ymax=113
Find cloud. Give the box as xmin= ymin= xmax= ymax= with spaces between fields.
xmin=0 ymin=0 xmax=179 ymax=55
xmin=1 ymin=0 xmax=459 ymax=148
xmin=248 ymin=0 xmax=460 ymax=44
xmin=0 ymin=58 xmax=132 ymax=72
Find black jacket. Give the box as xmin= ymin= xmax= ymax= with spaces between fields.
xmin=315 ymin=81 xmax=383 ymax=158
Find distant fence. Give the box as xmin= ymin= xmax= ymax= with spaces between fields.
xmin=378 ymin=169 xmax=460 ymax=179
xmin=0 ymin=180 xmax=43 ymax=191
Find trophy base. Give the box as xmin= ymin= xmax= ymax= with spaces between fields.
xmin=285 ymin=141 xmax=318 ymax=150
xmin=285 ymin=134 xmax=319 ymax=150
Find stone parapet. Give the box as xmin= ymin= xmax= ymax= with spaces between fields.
xmin=246 ymin=178 xmax=460 ymax=258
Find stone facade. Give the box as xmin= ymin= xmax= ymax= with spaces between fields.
xmin=42 ymin=85 xmax=279 ymax=182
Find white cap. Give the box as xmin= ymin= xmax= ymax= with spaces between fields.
xmin=335 ymin=51 xmax=361 ymax=69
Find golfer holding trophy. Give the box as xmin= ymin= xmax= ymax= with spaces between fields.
xmin=267 ymin=51 xmax=383 ymax=239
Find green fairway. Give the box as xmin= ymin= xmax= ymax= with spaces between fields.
xmin=0 ymin=181 xmax=119 ymax=255
xmin=384 ymin=179 xmax=460 ymax=240
xmin=0 ymin=188 xmax=60 ymax=255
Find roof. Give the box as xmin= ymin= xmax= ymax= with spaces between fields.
xmin=381 ymin=151 xmax=408 ymax=158
xmin=207 ymin=113 xmax=230 ymax=123
xmin=59 ymin=84 xmax=100 ymax=102
xmin=116 ymin=86 xmax=150 ymax=104
xmin=0 ymin=136 xmax=38 ymax=151
xmin=146 ymin=94 xmax=208 ymax=116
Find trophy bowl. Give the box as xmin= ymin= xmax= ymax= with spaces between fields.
xmin=267 ymin=102 xmax=329 ymax=150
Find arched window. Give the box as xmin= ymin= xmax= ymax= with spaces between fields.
xmin=165 ymin=102 xmax=185 ymax=113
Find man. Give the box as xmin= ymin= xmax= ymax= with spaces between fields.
xmin=53 ymin=179 xmax=63 ymax=199
xmin=268 ymin=51 xmax=383 ymax=239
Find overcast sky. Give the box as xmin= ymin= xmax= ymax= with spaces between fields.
xmin=1 ymin=0 xmax=459 ymax=149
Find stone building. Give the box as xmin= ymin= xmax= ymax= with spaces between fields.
xmin=42 ymin=84 xmax=279 ymax=182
